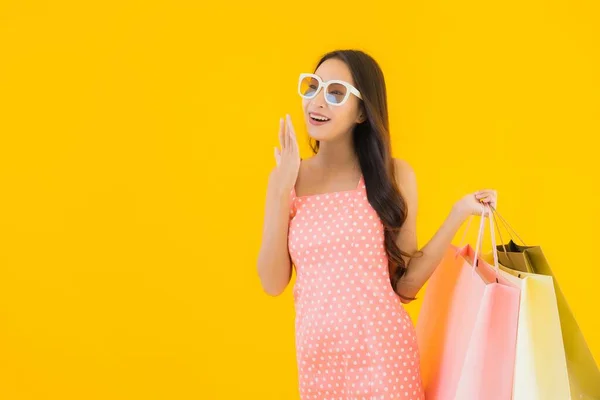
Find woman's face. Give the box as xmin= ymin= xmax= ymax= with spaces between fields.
xmin=302 ymin=58 xmax=365 ymax=143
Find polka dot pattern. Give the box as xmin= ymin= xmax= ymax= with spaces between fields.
xmin=288 ymin=176 xmax=424 ymax=400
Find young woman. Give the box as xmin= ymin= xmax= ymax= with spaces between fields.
xmin=257 ymin=49 xmax=497 ymax=400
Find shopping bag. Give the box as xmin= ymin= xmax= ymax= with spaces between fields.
xmin=491 ymin=210 xmax=600 ymax=400
xmin=483 ymin=249 xmax=570 ymax=399
xmin=416 ymin=206 xmax=520 ymax=400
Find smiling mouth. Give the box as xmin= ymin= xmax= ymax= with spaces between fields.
xmin=309 ymin=113 xmax=330 ymax=122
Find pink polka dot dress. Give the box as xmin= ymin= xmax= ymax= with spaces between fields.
xmin=288 ymin=175 xmax=425 ymax=400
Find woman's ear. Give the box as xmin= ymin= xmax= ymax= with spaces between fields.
xmin=356 ymin=108 xmax=367 ymax=124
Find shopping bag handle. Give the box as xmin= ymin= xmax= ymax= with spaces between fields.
xmin=489 ymin=205 xmax=527 ymax=246
xmin=456 ymin=204 xmax=501 ymax=281
xmin=473 ymin=204 xmax=501 ymax=280
xmin=489 ymin=206 xmax=515 ymax=269
xmin=487 ymin=204 xmax=531 ymax=273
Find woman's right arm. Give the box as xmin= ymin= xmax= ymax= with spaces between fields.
xmin=257 ymin=115 xmax=300 ymax=296
xmin=256 ymin=170 xmax=294 ymax=296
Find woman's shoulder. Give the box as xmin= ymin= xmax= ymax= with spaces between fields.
xmin=392 ymin=158 xmax=416 ymax=179
xmin=392 ymin=158 xmax=417 ymax=195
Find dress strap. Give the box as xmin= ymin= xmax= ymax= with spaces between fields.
xmin=356 ymin=174 xmax=366 ymax=191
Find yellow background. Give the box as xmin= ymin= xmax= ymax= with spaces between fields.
xmin=1 ymin=0 xmax=599 ymax=398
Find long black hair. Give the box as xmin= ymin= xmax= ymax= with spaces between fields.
xmin=309 ymin=49 xmax=419 ymax=301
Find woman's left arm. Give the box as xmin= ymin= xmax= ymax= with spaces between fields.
xmin=391 ymin=158 xmax=497 ymax=303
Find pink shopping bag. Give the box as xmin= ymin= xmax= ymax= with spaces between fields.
xmin=416 ymin=206 xmax=520 ymax=400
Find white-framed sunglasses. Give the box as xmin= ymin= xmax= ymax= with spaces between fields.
xmin=298 ymin=73 xmax=362 ymax=106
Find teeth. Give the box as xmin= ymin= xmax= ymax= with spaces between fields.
xmin=310 ymin=114 xmax=330 ymax=121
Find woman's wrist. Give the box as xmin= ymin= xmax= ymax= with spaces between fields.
xmin=267 ymin=180 xmax=293 ymax=205
xmin=451 ymin=200 xmax=471 ymax=223
xmin=267 ymin=172 xmax=292 ymax=199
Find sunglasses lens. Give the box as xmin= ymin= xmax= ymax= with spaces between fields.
xmin=299 ymin=75 xmax=350 ymax=105
xmin=299 ymin=75 xmax=319 ymax=98
xmin=325 ymin=83 xmax=348 ymax=105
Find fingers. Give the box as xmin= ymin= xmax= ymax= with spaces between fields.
xmin=287 ymin=114 xmax=295 ymax=138
xmin=475 ymin=191 xmax=498 ymax=216
xmin=277 ymin=114 xmax=299 ymax=161
xmin=475 ymin=190 xmax=496 ymax=202
xmin=478 ymin=195 xmax=492 ymax=203
xmin=287 ymin=114 xmax=299 ymax=154
xmin=475 ymin=189 xmax=495 ymax=197
xmin=283 ymin=115 xmax=290 ymax=150
xmin=274 ymin=147 xmax=281 ymax=166
xmin=278 ymin=117 xmax=285 ymax=151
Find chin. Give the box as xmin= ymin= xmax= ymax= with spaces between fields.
xmin=307 ymin=129 xmax=327 ymax=141
xmin=307 ymin=126 xmax=337 ymax=142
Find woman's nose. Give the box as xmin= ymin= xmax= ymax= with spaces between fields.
xmin=310 ymin=88 xmax=327 ymax=108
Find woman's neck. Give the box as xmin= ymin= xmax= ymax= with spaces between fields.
xmin=313 ymin=137 xmax=359 ymax=172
